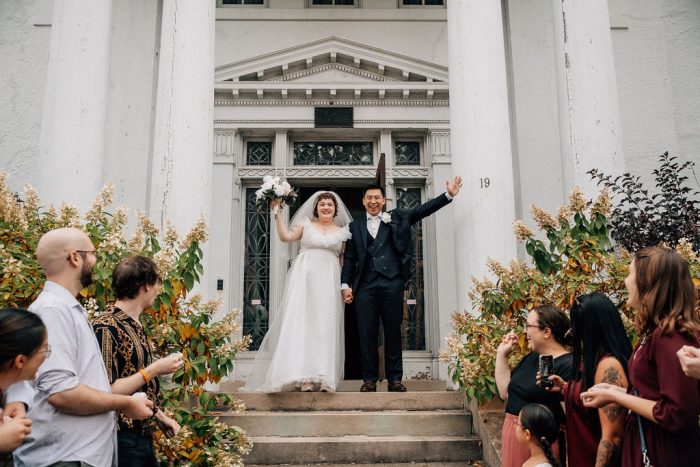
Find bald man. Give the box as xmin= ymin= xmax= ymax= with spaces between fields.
xmin=6 ymin=228 xmax=154 ymax=467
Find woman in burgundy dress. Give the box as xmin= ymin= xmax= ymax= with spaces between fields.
xmin=581 ymin=247 xmax=700 ymax=466
xmin=546 ymin=293 xmax=632 ymax=467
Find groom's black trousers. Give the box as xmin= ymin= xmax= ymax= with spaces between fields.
xmin=355 ymin=273 xmax=405 ymax=383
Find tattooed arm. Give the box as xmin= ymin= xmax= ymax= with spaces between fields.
xmin=593 ymin=357 xmax=628 ymax=467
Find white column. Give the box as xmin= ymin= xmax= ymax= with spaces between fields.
xmin=103 ymin=0 xmax=160 ymax=216
xmin=427 ymin=130 xmax=458 ymax=382
xmin=149 ymin=0 xmax=215 ymax=232
xmin=38 ymin=0 xmax=113 ymax=211
xmin=210 ymin=130 xmax=237 ymax=319
xmin=554 ymin=0 xmax=624 ymax=198
xmin=447 ymin=0 xmax=518 ymax=313
xmin=269 ymin=130 xmax=289 ymax=318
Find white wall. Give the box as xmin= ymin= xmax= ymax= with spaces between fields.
xmin=611 ymin=0 xmax=700 ymax=181
xmin=0 ymin=0 xmax=51 ymax=192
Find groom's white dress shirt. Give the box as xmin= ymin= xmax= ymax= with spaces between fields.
xmin=367 ymin=214 xmax=381 ymax=239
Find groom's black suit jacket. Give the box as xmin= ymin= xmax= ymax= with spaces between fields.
xmin=341 ymin=193 xmax=452 ymax=292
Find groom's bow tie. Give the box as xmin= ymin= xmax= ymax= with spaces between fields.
xmin=367 ymin=214 xmax=379 ymax=221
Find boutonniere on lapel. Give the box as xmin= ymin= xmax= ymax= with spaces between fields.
xmin=380 ymin=212 xmax=392 ymax=224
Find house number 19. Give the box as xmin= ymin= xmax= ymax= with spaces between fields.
xmin=480 ymin=178 xmax=491 ymax=188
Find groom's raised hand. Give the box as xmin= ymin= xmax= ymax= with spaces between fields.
xmin=446 ymin=176 xmax=463 ymax=198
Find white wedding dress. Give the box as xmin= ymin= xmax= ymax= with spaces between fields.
xmin=241 ymin=217 xmax=351 ymax=392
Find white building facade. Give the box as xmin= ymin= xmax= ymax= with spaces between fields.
xmin=1 ymin=0 xmax=699 ymax=382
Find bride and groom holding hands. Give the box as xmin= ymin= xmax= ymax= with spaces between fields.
xmin=242 ymin=176 xmax=463 ymax=393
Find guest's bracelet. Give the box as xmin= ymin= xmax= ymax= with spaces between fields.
xmin=139 ymin=368 xmax=151 ymax=384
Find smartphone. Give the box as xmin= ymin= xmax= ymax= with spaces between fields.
xmin=539 ymin=355 xmax=554 ymax=388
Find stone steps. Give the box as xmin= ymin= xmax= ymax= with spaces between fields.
xmin=219 ymin=385 xmax=483 ymax=465
xmin=217 ymin=410 xmax=471 ymax=437
xmin=244 ymin=435 xmax=482 ymax=465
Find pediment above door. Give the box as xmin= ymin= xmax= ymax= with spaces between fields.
xmin=214 ymin=36 xmax=449 ymax=103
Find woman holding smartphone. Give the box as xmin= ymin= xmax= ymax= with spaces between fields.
xmin=496 ymin=304 xmax=573 ymax=467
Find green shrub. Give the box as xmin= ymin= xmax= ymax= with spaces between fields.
xmin=442 ymin=186 xmax=700 ymax=404
xmin=0 ymin=173 xmax=252 ymax=466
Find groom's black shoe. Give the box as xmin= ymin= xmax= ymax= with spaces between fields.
xmin=387 ymin=381 xmax=407 ymax=392
xmin=360 ymin=381 xmax=377 ymax=392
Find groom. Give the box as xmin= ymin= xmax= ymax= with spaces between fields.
xmin=341 ymin=176 xmax=462 ymax=392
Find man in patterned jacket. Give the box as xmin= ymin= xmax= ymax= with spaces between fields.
xmin=93 ymin=256 xmax=183 ymax=467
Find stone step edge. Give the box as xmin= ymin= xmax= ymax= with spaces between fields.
xmin=225 ymin=391 xmax=466 ymax=409
xmin=247 ymin=463 xmax=479 ymax=467
xmin=250 ymin=435 xmax=478 ymax=442
xmin=216 ymin=409 xmax=469 ymax=416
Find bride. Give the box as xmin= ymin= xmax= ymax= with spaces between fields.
xmin=241 ymin=191 xmax=352 ymax=392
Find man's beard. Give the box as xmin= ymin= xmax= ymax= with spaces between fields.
xmin=80 ymin=261 xmax=94 ymax=288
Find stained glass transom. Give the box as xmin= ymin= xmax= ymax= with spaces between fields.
xmin=222 ymin=0 xmax=264 ymax=4
xmin=395 ymin=141 xmax=421 ymax=166
xmin=247 ymin=142 xmax=272 ymax=166
xmin=243 ymin=188 xmax=270 ymax=350
xmin=397 ymin=187 xmax=425 ymax=350
xmin=293 ymin=142 xmax=373 ymax=165
xmin=403 ymin=0 xmax=444 ymax=5
xmin=312 ymin=0 xmax=355 ymax=5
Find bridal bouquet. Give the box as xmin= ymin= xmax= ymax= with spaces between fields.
xmin=254 ymin=175 xmax=298 ymax=213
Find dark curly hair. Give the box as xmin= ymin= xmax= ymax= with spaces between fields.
xmin=112 ymin=256 xmax=159 ymax=300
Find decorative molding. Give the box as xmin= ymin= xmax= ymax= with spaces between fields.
xmin=214 ymin=119 xmax=315 ymax=124
xmin=237 ymin=168 xmax=278 ymax=177
xmin=214 ymin=118 xmax=449 ymax=125
xmin=284 ymin=167 xmax=377 ymax=178
xmin=214 ymin=100 xmax=449 ymax=107
xmin=235 ymin=166 xmax=430 ymax=179
xmin=213 ymin=130 xmax=238 ymax=164
xmin=390 ymin=168 xmax=430 ymax=178
xmin=268 ymin=63 xmax=394 ymax=82
xmin=428 ymin=129 xmax=451 ymax=164
xmin=357 ymin=120 xmax=449 ymax=124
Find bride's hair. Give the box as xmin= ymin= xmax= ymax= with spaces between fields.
xmin=313 ymin=192 xmax=338 ymax=218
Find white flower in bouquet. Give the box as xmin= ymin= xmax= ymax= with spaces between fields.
xmin=281 ymin=181 xmax=292 ymax=196
xmin=255 ymin=176 xmax=298 ymax=213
